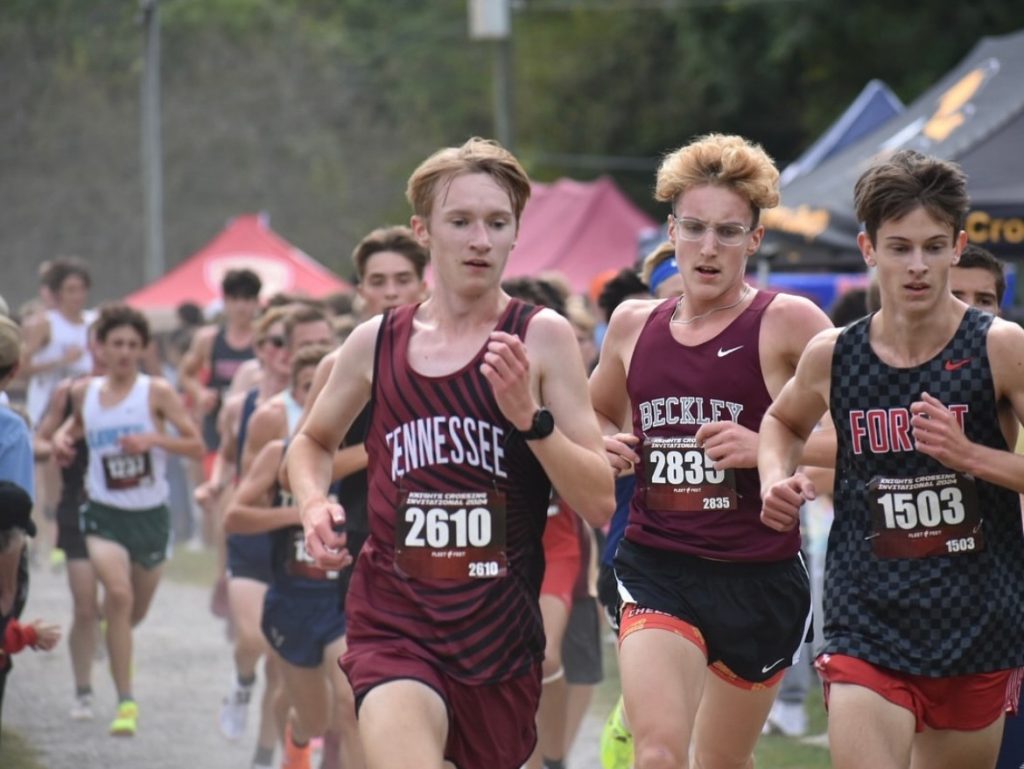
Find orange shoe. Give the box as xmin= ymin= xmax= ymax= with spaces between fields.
xmin=282 ymin=722 xmax=312 ymax=769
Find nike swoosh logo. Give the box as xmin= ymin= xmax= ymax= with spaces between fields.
xmin=717 ymin=345 xmax=744 ymax=358
xmin=944 ymin=358 xmax=971 ymax=372
xmin=761 ymin=657 xmax=786 ymax=674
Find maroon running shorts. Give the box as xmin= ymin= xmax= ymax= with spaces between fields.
xmin=342 ymin=640 xmax=541 ymax=769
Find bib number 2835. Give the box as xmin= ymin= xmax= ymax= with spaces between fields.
xmin=644 ymin=436 xmax=736 ymax=512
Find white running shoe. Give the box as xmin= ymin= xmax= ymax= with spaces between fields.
xmin=765 ymin=700 xmax=808 ymax=738
xmin=70 ymin=692 xmax=95 ymax=721
xmin=218 ymin=679 xmax=253 ymax=741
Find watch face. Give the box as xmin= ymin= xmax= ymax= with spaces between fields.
xmin=530 ymin=408 xmax=554 ymax=439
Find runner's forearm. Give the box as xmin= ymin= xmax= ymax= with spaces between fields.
xmin=331 ymin=444 xmax=368 ymax=481
xmin=758 ymin=412 xmax=807 ymax=492
xmin=287 ymin=433 xmax=336 ymax=511
xmin=151 ymin=432 xmax=205 ymax=460
xmin=223 ymin=503 xmax=299 ymax=534
xmin=529 ymin=433 xmax=614 ymax=527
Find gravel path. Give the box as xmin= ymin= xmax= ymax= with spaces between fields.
xmin=5 ymin=559 xmax=604 ymax=768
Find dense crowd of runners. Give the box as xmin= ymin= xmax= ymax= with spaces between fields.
xmin=2 ymin=134 xmax=1023 ymax=769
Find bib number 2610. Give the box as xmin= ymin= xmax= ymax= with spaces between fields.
xmin=395 ymin=490 xmax=508 ymax=580
xmin=404 ymin=506 xmax=492 ymax=549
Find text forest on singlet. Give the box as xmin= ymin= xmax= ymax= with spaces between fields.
xmin=849 ymin=405 xmax=968 ymax=455
xmin=637 ymin=396 xmax=744 ymax=432
xmin=385 ymin=416 xmax=507 ymax=480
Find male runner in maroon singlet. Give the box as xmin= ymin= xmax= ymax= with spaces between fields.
xmin=589 ymin=133 xmax=834 ymax=769
xmin=287 ymin=137 xmax=615 ymax=769
xmin=179 ymin=268 xmax=261 ymax=459
xmin=760 ymin=150 xmax=1024 ymax=769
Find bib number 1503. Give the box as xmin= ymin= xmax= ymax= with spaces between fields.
xmin=877 ymin=487 xmax=965 ymax=530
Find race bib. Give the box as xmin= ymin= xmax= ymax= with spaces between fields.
xmin=643 ymin=437 xmax=737 ymax=512
xmin=867 ymin=473 xmax=984 ymax=559
xmin=102 ymin=452 xmax=153 ymax=490
xmin=285 ymin=529 xmax=339 ymax=581
xmin=395 ymin=490 xmax=507 ymax=580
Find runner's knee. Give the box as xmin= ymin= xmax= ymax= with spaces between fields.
xmin=635 ymin=738 xmax=689 ymax=769
xmin=104 ymin=585 xmax=133 ymax=615
xmin=73 ymin=600 xmax=100 ymax=624
xmin=233 ymin=625 xmax=267 ymax=656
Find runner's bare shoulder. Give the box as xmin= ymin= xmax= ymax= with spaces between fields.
xmin=604 ymin=297 xmax=662 ymax=344
xmin=761 ymin=291 xmax=833 ymax=356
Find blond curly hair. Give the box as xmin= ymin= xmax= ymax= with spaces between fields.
xmin=655 ymin=134 xmax=780 ymax=224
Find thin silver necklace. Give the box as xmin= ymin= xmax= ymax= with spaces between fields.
xmin=670 ymin=283 xmax=751 ymax=325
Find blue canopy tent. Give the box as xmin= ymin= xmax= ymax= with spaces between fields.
xmin=779 ymin=80 xmax=904 ymax=187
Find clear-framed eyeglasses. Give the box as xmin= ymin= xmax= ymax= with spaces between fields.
xmin=672 ymin=216 xmax=753 ymax=247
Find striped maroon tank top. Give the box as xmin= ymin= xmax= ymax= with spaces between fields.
xmin=346 ymin=299 xmax=552 ymax=683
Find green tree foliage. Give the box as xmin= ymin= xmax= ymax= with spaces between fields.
xmin=1 ymin=0 xmax=1022 ymax=307
xmin=515 ymin=0 xmax=1024 ymax=209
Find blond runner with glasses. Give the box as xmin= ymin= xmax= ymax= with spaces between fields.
xmin=589 ymin=133 xmax=835 ymax=769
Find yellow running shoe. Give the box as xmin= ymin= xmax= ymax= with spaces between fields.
xmin=600 ymin=696 xmax=634 ymax=769
xmin=49 ymin=548 xmax=67 ymax=572
xmin=109 ymin=700 xmax=138 ymax=737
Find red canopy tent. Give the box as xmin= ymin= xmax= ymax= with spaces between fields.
xmin=124 ymin=213 xmax=350 ymax=311
xmin=506 ymin=177 xmax=657 ymax=294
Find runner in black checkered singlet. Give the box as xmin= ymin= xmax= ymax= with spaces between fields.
xmin=828 ymin=308 xmax=1024 ymax=675
xmin=760 ymin=149 xmax=1024 ymax=769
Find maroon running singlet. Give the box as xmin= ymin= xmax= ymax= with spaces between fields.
xmin=342 ymin=299 xmax=553 ymax=686
xmin=625 ymin=290 xmax=799 ymax=562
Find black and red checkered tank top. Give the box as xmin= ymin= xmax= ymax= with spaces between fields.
xmin=827 ymin=307 xmax=1024 ymax=675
